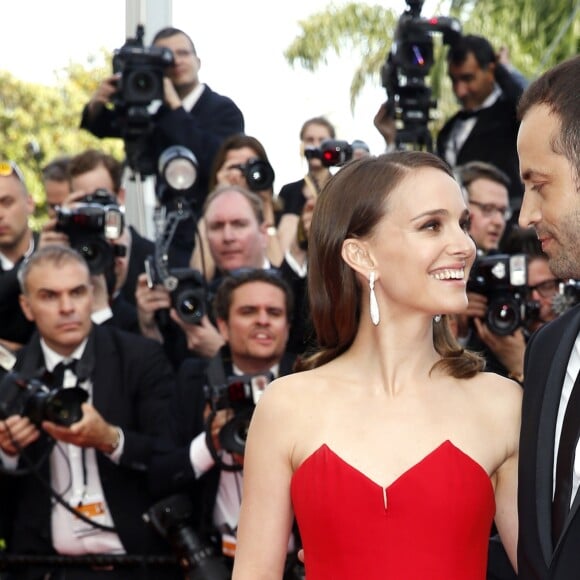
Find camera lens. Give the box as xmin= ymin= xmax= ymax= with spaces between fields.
xmin=73 ymin=237 xmax=115 ymax=275
xmin=487 ymin=296 xmax=521 ymax=335
xmin=125 ymin=69 xmax=161 ymax=104
xmin=243 ymin=159 xmax=275 ymax=192
xmin=174 ymin=289 xmax=204 ymax=325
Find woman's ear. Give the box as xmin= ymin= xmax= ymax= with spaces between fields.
xmin=341 ymin=238 xmax=375 ymax=278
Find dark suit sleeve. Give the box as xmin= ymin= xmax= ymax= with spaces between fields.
xmin=80 ymin=103 xmax=123 ymax=139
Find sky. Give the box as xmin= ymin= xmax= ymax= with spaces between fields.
xmin=0 ymin=0 xmax=439 ymax=188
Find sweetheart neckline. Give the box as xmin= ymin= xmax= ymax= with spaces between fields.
xmin=293 ymin=439 xmax=493 ymax=493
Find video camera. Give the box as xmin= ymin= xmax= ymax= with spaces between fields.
xmin=144 ymin=494 xmax=230 ymax=580
xmin=55 ymin=189 xmax=125 ymax=275
xmin=381 ymin=0 xmax=462 ymax=150
xmin=112 ymin=25 xmax=174 ymax=175
xmin=304 ymin=139 xmax=353 ymax=167
xmin=467 ymin=253 xmax=538 ymax=335
xmin=0 ymin=371 xmax=87 ymax=427
xmin=205 ymin=373 xmax=272 ymax=457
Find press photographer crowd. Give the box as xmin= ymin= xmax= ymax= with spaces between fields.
xmin=0 ymin=3 xmax=579 ymax=578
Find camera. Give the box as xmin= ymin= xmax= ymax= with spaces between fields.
xmin=112 ymin=25 xmax=175 ymax=175
xmin=144 ymin=493 xmax=230 ymax=580
xmin=0 ymin=372 xmax=88 ymax=427
xmin=552 ymin=279 xmax=580 ymax=315
xmin=55 ymin=190 xmax=125 ymax=275
xmin=467 ymin=253 xmax=534 ymax=335
xmin=304 ymin=139 xmax=353 ymax=167
xmin=231 ymin=158 xmax=275 ymax=191
xmin=145 ymin=257 xmax=207 ymax=325
xmin=205 ymin=373 xmax=272 ymax=456
xmin=381 ymin=0 xmax=462 ymax=150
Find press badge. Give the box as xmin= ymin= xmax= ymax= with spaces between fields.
xmin=220 ymin=524 xmax=237 ymax=557
xmin=72 ymin=494 xmax=107 ymax=538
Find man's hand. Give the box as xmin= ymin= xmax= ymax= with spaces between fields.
xmin=170 ymin=312 xmax=225 ymax=358
xmin=135 ymin=273 xmax=170 ymax=341
xmin=41 ymin=403 xmax=120 ymax=454
xmin=163 ymin=77 xmax=181 ymax=110
xmin=374 ymin=102 xmax=397 ymax=147
xmin=0 ymin=415 xmax=41 ymax=456
xmin=87 ymin=74 xmax=121 ymax=116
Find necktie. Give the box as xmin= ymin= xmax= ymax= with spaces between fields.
xmin=456 ymin=108 xmax=481 ymax=120
xmin=552 ymin=369 xmax=580 ymax=546
xmin=50 ymin=359 xmax=78 ymax=389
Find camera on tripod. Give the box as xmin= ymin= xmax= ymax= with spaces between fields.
xmin=0 ymin=372 xmax=88 ymax=427
xmin=381 ymin=0 xmax=462 ymax=150
xmin=467 ymin=253 xmax=537 ymax=335
xmin=304 ymin=139 xmax=353 ymax=167
xmin=205 ymin=373 xmax=272 ymax=456
xmin=55 ymin=189 xmax=125 ymax=275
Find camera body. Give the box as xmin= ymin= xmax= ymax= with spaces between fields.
xmin=144 ymin=256 xmax=207 ymax=325
xmin=381 ymin=0 xmax=462 ymax=149
xmin=0 ymin=372 xmax=88 ymax=427
xmin=205 ymin=373 xmax=272 ymax=455
xmin=55 ymin=189 xmax=125 ymax=275
xmin=304 ymin=139 xmax=353 ymax=167
xmin=467 ymin=253 xmax=533 ymax=335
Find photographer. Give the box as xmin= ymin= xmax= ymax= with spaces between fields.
xmin=150 ymin=269 xmax=301 ymax=577
xmin=80 ymin=27 xmax=244 ymax=267
xmin=0 ymin=246 xmax=178 ymax=579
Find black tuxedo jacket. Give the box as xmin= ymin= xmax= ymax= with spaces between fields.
xmin=4 ymin=325 xmax=176 ymax=558
xmin=437 ymin=94 xmax=523 ymax=208
xmin=150 ymin=350 xmax=297 ymax=539
xmin=518 ymin=305 xmax=580 ymax=578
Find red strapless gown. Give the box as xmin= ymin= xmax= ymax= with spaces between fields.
xmin=291 ymin=440 xmax=494 ymax=579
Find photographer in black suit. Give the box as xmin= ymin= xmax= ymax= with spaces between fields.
xmin=80 ymin=27 xmax=245 ymax=267
xmin=0 ymin=245 xmax=178 ymax=579
xmin=150 ymin=268 xmax=301 ymax=577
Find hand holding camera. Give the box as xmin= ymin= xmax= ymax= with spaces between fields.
xmin=0 ymin=414 xmax=40 ymax=456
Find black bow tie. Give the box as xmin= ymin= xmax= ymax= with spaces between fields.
xmin=49 ymin=360 xmax=78 ymax=388
xmin=456 ymin=109 xmax=481 ymax=121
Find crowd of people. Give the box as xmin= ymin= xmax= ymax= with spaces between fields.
xmin=0 ymin=21 xmax=579 ymax=580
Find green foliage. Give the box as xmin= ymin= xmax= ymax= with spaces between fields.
xmin=0 ymin=51 xmax=123 ymax=230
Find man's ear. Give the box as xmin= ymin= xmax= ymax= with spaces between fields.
xmin=341 ymin=238 xmax=376 ymax=278
xmin=115 ymin=186 xmax=126 ymax=207
xmin=18 ymin=294 xmax=35 ymax=322
xmin=216 ymin=318 xmax=229 ymax=342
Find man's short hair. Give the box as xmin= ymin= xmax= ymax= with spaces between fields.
xmin=152 ymin=27 xmax=196 ymax=55
xmin=203 ymin=184 xmax=265 ymax=225
xmin=17 ymin=245 xmax=89 ymax=294
xmin=213 ymin=268 xmax=294 ymax=322
xmin=41 ymin=156 xmax=71 ymax=183
xmin=447 ymin=34 xmax=497 ymax=69
xmin=67 ymin=149 xmax=124 ymax=194
xmin=455 ymin=161 xmax=511 ymax=199
xmin=517 ymin=55 xmax=580 ymax=183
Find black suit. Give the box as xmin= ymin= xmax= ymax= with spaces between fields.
xmin=81 ymin=85 xmax=245 ymax=267
xmin=437 ymin=65 xmax=524 ymax=210
xmin=150 ymin=349 xmax=297 ymax=539
xmin=3 ymin=325 xmax=178 ymax=576
xmin=518 ymin=305 xmax=580 ymax=578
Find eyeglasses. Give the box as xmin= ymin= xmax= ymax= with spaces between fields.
xmin=528 ymin=278 xmax=562 ymax=298
xmin=469 ymin=200 xmax=512 ymax=221
xmin=173 ymin=49 xmax=195 ymax=59
xmin=0 ymin=161 xmax=25 ymax=183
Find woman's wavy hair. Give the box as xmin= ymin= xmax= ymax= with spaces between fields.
xmin=298 ymin=151 xmax=484 ymax=378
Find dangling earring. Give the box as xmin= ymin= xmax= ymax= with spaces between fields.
xmin=369 ymin=271 xmax=380 ymax=326
xmin=433 ymin=314 xmax=442 ymax=323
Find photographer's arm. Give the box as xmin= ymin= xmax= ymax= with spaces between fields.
xmin=493 ymin=62 xmax=526 ymax=105
xmin=169 ymin=311 xmax=225 ymax=358
xmin=80 ymin=74 xmax=123 ymax=139
xmin=0 ymin=415 xmax=40 ymax=458
xmin=135 ymin=273 xmax=169 ymax=342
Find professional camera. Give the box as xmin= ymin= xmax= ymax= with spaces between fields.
xmin=231 ymin=158 xmax=275 ymax=191
xmin=0 ymin=372 xmax=88 ymax=427
xmin=467 ymin=253 xmax=535 ymax=335
xmin=304 ymin=139 xmax=353 ymax=167
xmin=381 ymin=0 xmax=462 ymax=150
xmin=144 ymin=494 xmax=230 ymax=580
xmin=205 ymin=373 xmax=272 ymax=456
xmin=55 ymin=190 xmax=125 ymax=275
xmin=145 ymin=257 xmax=207 ymax=325
xmin=553 ymin=279 xmax=580 ymax=315
xmin=112 ymin=25 xmax=174 ymax=175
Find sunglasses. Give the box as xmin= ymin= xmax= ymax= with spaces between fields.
xmin=0 ymin=161 xmax=25 ymax=183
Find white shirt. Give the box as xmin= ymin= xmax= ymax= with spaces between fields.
xmin=553 ymin=332 xmax=580 ymax=506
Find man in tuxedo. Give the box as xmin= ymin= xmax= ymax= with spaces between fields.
xmin=0 ymin=246 xmax=178 ymax=579
xmin=516 ymin=54 xmax=580 ymax=578
xmin=80 ymin=27 xmax=244 ymax=266
xmin=0 ymin=161 xmax=37 ymax=351
xmin=150 ymin=268 xmax=300 ymax=576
